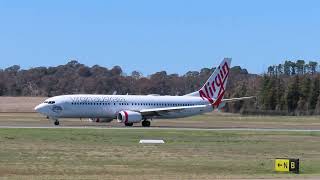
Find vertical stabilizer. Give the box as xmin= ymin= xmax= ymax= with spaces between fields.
xmin=185 ymin=58 xmax=231 ymax=105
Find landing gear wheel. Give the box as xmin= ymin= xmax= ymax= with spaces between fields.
xmin=142 ymin=120 xmax=151 ymax=127
xmin=125 ymin=122 xmax=133 ymax=126
xmin=54 ymin=120 xmax=60 ymax=126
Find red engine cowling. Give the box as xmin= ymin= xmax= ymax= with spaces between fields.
xmin=117 ymin=110 xmax=142 ymax=123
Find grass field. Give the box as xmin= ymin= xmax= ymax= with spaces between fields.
xmin=0 ymin=128 xmax=320 ymax=179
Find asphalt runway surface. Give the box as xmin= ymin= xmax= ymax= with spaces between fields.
xmin=1 ymin=112 xmax=320 ymax=132
xmin=1 ymin=125 xmax=320 ymax=132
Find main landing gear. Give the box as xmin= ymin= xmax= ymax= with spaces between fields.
xmin=123 ymin=119 xmax=151 ymax=127
xmin=142 ymin=120 xmax=151 ymax=127
xmin=125 ymin=122 xmax=133 ymax=126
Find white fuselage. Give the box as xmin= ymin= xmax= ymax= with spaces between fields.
xmin=35 ymin=94 xmax=213 ymax=120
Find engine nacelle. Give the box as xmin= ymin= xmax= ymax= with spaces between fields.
xmin=117 ymin=110 xmax=142 ymax=123
xmin=89 ymin=118 xmax=113 ymax=123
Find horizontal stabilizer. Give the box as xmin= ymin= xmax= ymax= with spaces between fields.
xmin=222 ymin=96 xmax=256 ymax=103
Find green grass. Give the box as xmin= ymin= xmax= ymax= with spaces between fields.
xmin=0 ymin=128 xmax=320 ymax=179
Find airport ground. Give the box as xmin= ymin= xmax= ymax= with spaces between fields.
xmin=0 ymin=113 xmax=320 ymax=179
xmin=0 ymin=97 xmax=320 ymax=179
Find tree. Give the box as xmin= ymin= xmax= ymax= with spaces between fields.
xmin=277 ymin=64 xmax=283 ymax=75
xmin=67 ymin=60 xmax=80 ymax=68
xmin=267 ymin=77 xmax=278 ymax=110
xmin=0 ymin=81 xmax=5 ymax=96
xmin=200 ymin=68 xmax=211 ymax=75
xmin=275 ymin=77 xmax=286 ymax=111
xmin=110 ymin=66 xmax=123 ymax=76
xmin=284 ymin=61 xmax=291 ymax=75
xmin=185 ymin=71 xmax=199 ymax=77
xmin=315 ymin=94 xmax=320 ymax=115
xmin=296 ymin=97 xmax=308 ymax=115
xmin=286 ymin=76 xmax=300 ymax=112
xmin=309 ymin=61 xmax=318 ymax=74
xmin=150 ymin=71 xmax=170 ymax=95
xmin=309 ymin=77 xmax=320 ymax=112
xmin=5 ymin=65 xmax=20 ymax=75
xmin=268 ymin=66 xmax=275 ymax=76
xmin=229 ymin=82 xmax=247 ymax=113
xmin=296 ymin=60 xmax=305 ymax=75
xmin=77 ymin=66 xmax=92 ymax=77
xmin=290 ymin=61 xmax=296 ymax=75
xmin=301 ymin=77 xmax=311 ymax=100
xmin=231 ymin=66 xmax=248 ymax=74
xmin=259 ymin=75 xmax=272 ymax=110
xmin=131 ymin=71 xmax=142 ymax=80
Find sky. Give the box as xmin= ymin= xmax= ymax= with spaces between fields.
xmin=0 ymin=0 xmax=319 ymax=75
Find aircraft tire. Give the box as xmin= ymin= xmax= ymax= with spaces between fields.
xmin=142 ymin=120 xmax=151 ymax=127
xmin=54 ymin=120 xmax=60 ymax=126
xmin=125 ymin=122 xmax=133 ymax=126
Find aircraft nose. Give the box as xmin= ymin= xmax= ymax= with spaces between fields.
xmin=34 ymin=103 xmax=47 ymax=114
xmin=34 ymin=104 xmax=41 ymax=111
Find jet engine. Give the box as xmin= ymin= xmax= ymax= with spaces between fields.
xmin=117 ymin=110 xmax=142 ymax=123
xmin=89 ymin=117 xmax=113 ymax=123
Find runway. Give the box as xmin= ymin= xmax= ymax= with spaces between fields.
xmin=0 ymin=125 xmax=320 ymax=132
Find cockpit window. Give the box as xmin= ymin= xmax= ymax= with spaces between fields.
xmin=44 ymin=101 xmax=55 ymax=104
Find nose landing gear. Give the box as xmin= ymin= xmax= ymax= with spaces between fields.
xmin=54 ymin=120 xmax=60 ymax=126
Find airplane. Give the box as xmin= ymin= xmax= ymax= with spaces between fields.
xmin=34 ymin=58 xmax=254 ymax=127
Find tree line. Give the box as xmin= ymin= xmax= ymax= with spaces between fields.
xmin=0 ymin=59 xmax=319 ymax=115
xmin=267 ymin=60 xmax=318 ymax=76
xmin=257 ymin=60 xmax=320 ymax=115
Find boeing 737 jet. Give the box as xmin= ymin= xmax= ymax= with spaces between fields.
xmin=35 ymin=58 xmax=254 ymax=127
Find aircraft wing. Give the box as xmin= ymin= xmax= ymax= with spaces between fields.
xmin=221 ymin=96 xmax=256 ymax=103
xmin=139 ymin=104 xmax=208 ymax=116
xmin=138 ymin=96 xmax=255 ymax=117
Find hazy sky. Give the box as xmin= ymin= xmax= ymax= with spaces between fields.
xmin=0 ymin=0 xmax=319 ymax=75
